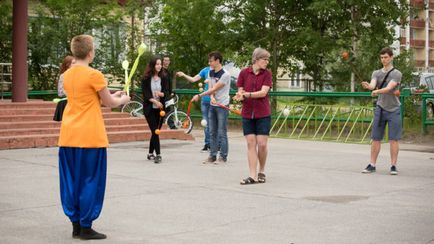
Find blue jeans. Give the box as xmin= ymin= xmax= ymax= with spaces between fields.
xmin=201 ymin=100 xmax=211 ymax=146
xmin=208 ymin=105 xmax=228 ymax=159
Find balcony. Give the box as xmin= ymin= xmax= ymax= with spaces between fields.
xmin=401 ymin=37 xmax=426 ymax=48
xmin=429 ymin=60 xmax=434 ymax=67
xmin=430 ymin=41 xmax=434 ymax=48
xmin=411 ymin=0 xmax=425 ymax=8
xmin=410 ymin=19 xmax=426 ymax=28
xmin=415 ymin=60 xmax=425 ymax=67
xmin=410 ymin=39 xmax=426 ymax=47
xmin=430 ymin=2 xmax=434 ymax=9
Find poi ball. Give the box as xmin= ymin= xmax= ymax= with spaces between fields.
xmin=201 ymin=119 xmax=207 ymax=127
xmin=283 ymin=108 xmax=290 ymax=116
xmin=341 ymin=51 xmax=349 ymax=60
xmin=155 ymin=129 xmax=160 ymax=135
xmin=199 ymin=88 xmax=204 ymax=92
xmin=394 ymin=90 xmax=400 ymax=97
xmin=138 ymin=43 xmax=147 ymax=55
xmin=121 ymin=60 xmax=129 ymax=70
xmin=160 ymin=110 xmax=166 ymax=117
xmin=198 ymin=83 xmax=203 ymax=88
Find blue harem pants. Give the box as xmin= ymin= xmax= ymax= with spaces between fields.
xmin=58 ymin=147 xmax=107 ymax=228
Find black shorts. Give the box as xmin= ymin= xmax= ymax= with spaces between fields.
xmin=242 ymin=116 xmax=271 ymax=136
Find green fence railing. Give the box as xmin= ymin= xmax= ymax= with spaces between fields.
xmin=170 ymin=89 xmax=413 ymax=143
xmin=1 ymin=90 xmax=58 ymax=98
xmin=270 ymin=104 xmax=375 ymax=143
xmin=3 ymin=87 xmax=432 ymax=139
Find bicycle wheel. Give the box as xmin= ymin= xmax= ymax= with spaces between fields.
xmin=164 ymin=110 xmax=193 ymax=134
xmin=121 ymin=101 xmax=144 ymax=117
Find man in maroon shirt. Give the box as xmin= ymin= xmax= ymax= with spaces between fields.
xmin=234 ymin=48 xmax=272 ymax=185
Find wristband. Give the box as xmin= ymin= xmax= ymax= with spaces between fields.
xmin=249 ymin=92 xmax=252 ymax=98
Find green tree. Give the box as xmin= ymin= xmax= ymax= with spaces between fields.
xmin=222 ymin=0 xmax=410 ymax=92
xmin=321 ymin=0 xmax=409 ymax=91
xmin=149 ymin=0 xmax=228 ymax=81
xmin=121 ymin=0 xmax=155 ymax=92
xmin=28 ymin=0 xmax=125 ymax=90
xmin=0 ymin=0 xmax=12 ymax=63
xmin=223 ymin=0 xmax=306 ymax=91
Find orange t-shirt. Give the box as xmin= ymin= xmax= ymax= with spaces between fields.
xmin=58 ymin=65 xmax=108 ymax=148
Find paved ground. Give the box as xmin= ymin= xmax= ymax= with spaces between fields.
xmin=0 ymin=130 xmax=434 ymax=244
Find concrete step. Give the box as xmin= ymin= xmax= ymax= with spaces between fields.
xmin=0 ymin=124 xmax=152 ymax=136
xmin=0 ymin=100 xmax=116 ymax=110
xmin=0 ymin=112 xmax=130 ymax=122
xmin=0 ymin=107 xmax=112 ymax=115
xmin=0 ymin=100 xmax=57 ymax=109
xmin=0 ymin=100 xmax=193 ymax=150
xmin=0 ymin=117 xmax=145 ymax=130
xmin=0 ymin=129 xmax=193 ymax=150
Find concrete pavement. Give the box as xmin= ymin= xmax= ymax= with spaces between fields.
xmin=0 ymin=130 xmax=433 ymax=244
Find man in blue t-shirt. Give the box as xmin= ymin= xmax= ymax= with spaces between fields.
xmin=177 ymin=67 xmax=212 ymax=152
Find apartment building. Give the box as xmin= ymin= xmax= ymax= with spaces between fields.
xmin=400 ymin=0 xmax=434 ymax=71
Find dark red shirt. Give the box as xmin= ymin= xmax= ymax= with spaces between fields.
xmin=237 ymin=67 xmax=272 ymax=119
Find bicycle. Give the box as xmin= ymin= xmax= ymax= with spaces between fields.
xmin=121 ymin=93 xmax=193 ymax=134
xmin=121 ymin=93 xmax=144 ymax=117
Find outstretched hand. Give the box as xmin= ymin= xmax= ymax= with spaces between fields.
xmin=120 ymin=94 xmax=131 ymax=104
xmin=361 ymin=81 xmax=370 ymax=90
xmin=191 ymin=94 xmax=200 ymax=102
xmin=233 ymin=92 xmax=244 ymax=102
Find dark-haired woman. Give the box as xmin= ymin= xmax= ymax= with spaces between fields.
xmin=141 ymin=56 xmax=170 ymax=163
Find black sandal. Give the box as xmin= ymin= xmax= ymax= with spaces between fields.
xmin=258 ymin=173 xmax=266 ymax=183
xmin=240 ymin=177 xmax=257 ymax=185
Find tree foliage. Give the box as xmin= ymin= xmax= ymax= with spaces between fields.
xmin=223 ymin=0 xmax=307 ymax=91
xmin=149 ymin=0 xmax=228 ymax=78
xmin=149 ymin=0 xmax=412 ymax=91
xmin=0 ymin=0 xmax=12 ymax=63
xmin=0 ymin=0 xmax=414 ymax=92
xmin=27 ymin=0 xmax=127 ymax=90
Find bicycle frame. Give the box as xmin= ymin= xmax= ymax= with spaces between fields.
xmin=165 ymin=95 xmax=180 ymax=123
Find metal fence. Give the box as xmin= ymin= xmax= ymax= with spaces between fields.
xmin=2 ymin=87 xmax=433 ymax=139
xmin=0 ymin=63 xmax=12 ymax=99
